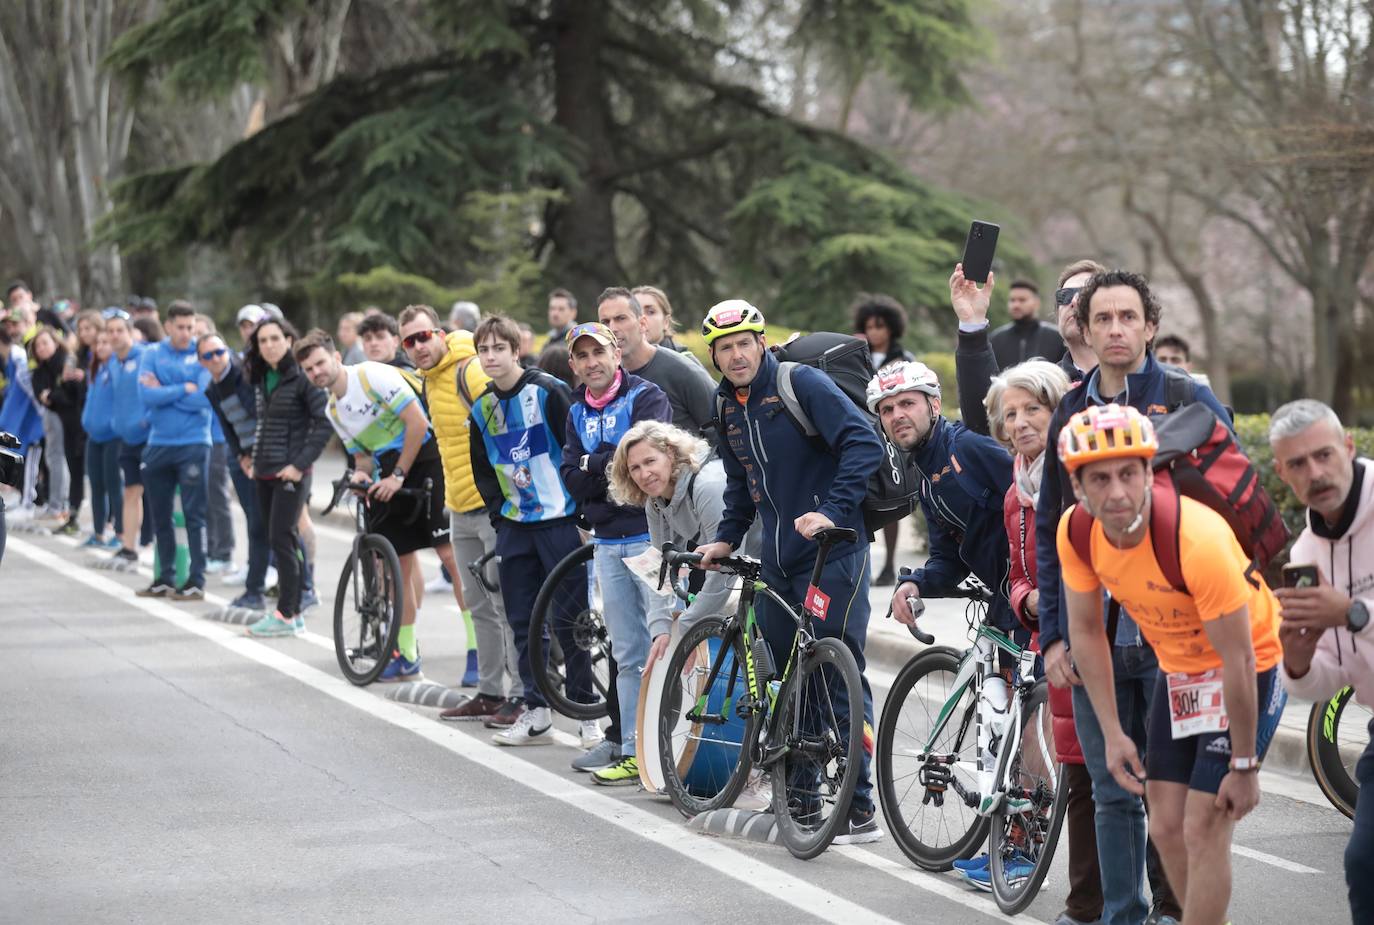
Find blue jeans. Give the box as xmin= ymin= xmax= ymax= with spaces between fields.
xmin=594 ymin=538 xmax=660 ymax=757
xmin=1072 ymin=643 xmax=1179 ymax=925
xmin=229 ymin=462 xmax=269 ymax=595
xmin=86 ymin=439 xmax=123 ymax=536
xmin=142 ymin=444 xmax=210 ymax=589
xmin=757 ymin=546 xmax=875 ymax=816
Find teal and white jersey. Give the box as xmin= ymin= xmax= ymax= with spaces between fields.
xmin=326 ymin=361 xmax=427 ymax=460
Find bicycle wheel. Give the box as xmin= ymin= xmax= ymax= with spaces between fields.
xmin=989 ymin=680 xmax=1068 ymax=915
xmin=657 ymin=617 xmax=762 ymax=818
xmin=1308 ymin=686 xmax=1367 ymax=820
xmin=332 ymin=535 xmax=404 ymax=686
xmin=529 ymin=543 xmax=612 ymax=720
xmin=771 ymin=637 xmax=864 ymax=860
xmin=877 ymin=646 xmax=989 ymax=871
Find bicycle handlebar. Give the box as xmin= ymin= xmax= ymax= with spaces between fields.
xmin=323 ymin=475 xmax=433 ymax=526
xmin=886 ymin=566 xmax=996 ymax=645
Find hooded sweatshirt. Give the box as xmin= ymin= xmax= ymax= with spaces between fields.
xmin=1280 ymin=458 xmax=1374 ymax=708
xmin=109 ymin=343 xmax=149 ymax=446
xmin=139 ymin=337 xmax=212 ymax=447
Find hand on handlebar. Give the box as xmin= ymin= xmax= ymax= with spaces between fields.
xmin=369 ymin=472 xmax=403 ymax=502
xmin=793 ymin=511 xmax=835 ymax=540
xmin=695 ymin=541 xmax=734 ymax=571
xmin=889 ymin=582 xmax=923 ymax=626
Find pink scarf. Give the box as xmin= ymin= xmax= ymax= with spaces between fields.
xmin=584 ymin=368 xmax=624 ymax=410
xmin=1014 ymin=452 xmax=1045 ymax=509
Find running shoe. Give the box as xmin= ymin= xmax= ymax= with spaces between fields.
xmin=571 ymin=739 xmax=620 ymax=772
xmin=591 ymin=756 xmax=639 ymax=786
xmin=492 ymin=706 xmax=553 ymax=746
xmin=378 ymin=653 xmax=423 ymax=683
xmin=831 ymin=807 xmax=884 ymax=845
xmin=246 ymin=612 xmax=303 ymax=638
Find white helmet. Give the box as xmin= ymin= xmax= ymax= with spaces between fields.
xmin=866 ymin=360 xmax=941 ymax=413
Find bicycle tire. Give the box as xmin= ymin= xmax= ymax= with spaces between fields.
xmin=877 ymin=646 xmax=990 ymax=871
xmin=528 ymin=543 xmax=612 ymax=720
xmin=657 ymin=617 xmax=762 ymax=818
xmin=332 ymin=535 xmax=404 ymax=686
xmin=771 ymin=637 xmax=865 ymax=860
xmin=989 ymin=680 xmax=1068 ymax=915
xmin=1308 ymin=687 xmax=1362 ymax=820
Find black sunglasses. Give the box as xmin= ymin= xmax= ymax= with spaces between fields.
xmin=1054 ymin=286 xmax=1082 ymax=306
xmin=199 ymin=348 xmax=228 ymax=361
xmin=402 ymin=328 xmax=443 ymax=349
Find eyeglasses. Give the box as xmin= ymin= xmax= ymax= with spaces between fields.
xmin=402 ymin=328 xmax=443 ymax=349
xmin=102 ymin=308 xmax=130 ymax=321
xmin=199 ymin=348 xmax=228 ymax=361
xmin=1054 ymin=286 xmax=1082 ymax=306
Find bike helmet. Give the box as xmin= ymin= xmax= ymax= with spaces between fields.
xmin=865 ymin=360 xmax=942 ymax=413
xmin=1058 ymin=403 xmax=1158 ymax=473
xmin=701 ymin=299 xmax=766 ymax=347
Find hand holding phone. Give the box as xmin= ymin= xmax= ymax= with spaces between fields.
xmin=1282 ymin=563 xmax=1320 ymax=589
xmin=959 ymin=220 xmax=1000 ymax=284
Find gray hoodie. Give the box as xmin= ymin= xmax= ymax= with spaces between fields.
xmin=645 ymin=458 xmax=760 ymax=639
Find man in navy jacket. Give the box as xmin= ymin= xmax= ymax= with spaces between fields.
xmin=696 ymin=299 xmax=885 ymax=844
xmin=560 ymin=320 xmax=672 ymax=784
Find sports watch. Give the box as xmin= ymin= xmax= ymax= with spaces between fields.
xmin=1349 ymin=599 xmax=1370 ymax=634
xmin=1229 ymin=756 xmax=1261 ymax=773
xmin=390 ymin=465 xmax=407 ymax=480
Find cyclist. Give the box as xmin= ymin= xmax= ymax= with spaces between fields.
xmin=694 ymin=299 xmax=885 ymax=844
xmin=1269 ymin=399 xmax=1374 ymax=921
xmin=561 ymin=318 xmax=672 ymax=783
xmin=296 ymin=331 xmax=452 ymax=681
xmin=1056 ymin=403 xmax=1284 ymax=925
xmin=398 ymin=305 xmax=519 ymax=724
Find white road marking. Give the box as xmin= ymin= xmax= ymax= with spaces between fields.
xmin=1231 ymin=844 xmax=1321 ymax=875
xmin=14 ymin=537 xmax=927 ymax=924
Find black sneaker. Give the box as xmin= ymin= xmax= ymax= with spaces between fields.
xmin=831 ymin=808 xmax=884 ymax=845
xmin=114 ymin=547 xmax=139 ymax=563
xmin=136 ymin=582 xmax=175 ymax=598
xmin=873 ymin=567 xmax=896 ymax=587
xmin=483 ymin=697 xmax=526 ymax=729
xmin=172 ymin=584 xmax=205 ymax=602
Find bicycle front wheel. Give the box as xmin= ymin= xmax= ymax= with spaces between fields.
xmin=657 ymin=617 xmax=762 ymax=818
xmin=1308 ymin=687 xmax=1367 ymax=820
xmin=989 ymin=680 xmax=1067 ymax=915
xmin=333 ymin=535 xmax=404 ymax=686
xmin=529 ymin=543 xmax=612 ymax=720
xmin=877 ymin=646 xmax=989 ymax=871
xmin=771 ymin=637 xmax=864 ymax=860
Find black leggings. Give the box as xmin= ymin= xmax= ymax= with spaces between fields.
xmin=256 ymin=475 xmax=311 ymax=618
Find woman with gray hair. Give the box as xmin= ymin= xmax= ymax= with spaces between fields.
xmin=981 ymin=358 xmax=1110 ymax=923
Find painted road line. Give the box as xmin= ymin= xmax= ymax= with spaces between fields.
xmin=13 ymin=536 xmax=926 ymax=925
xmin=1231 ymin=844 xmax=1321 ymax=875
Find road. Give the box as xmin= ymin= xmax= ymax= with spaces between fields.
xmin=0 ymin=479 xmax=1356 ymax=924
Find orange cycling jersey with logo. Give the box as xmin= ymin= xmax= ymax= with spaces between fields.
xmin=1056 ymin=496 xmax=1282 ymax=675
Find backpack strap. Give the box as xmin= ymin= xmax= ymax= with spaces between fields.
xmin=1149 ymin=471 xmax=1187 ymax=593
xmin=455 ymin=356 xmax=479 ymax=410
xmin=775 ymin=362 xmax=821 ymax=439
xmin=1067 ymin=503 xmax=1095 ymax=570
xmin=1162 ymin=364 xmax=1197 ymax=412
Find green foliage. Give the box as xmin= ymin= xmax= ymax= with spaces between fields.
xmin=917 ymin=351 xmax=959 ymax=417
xmin=321 ymin=266 xmax=460 ymax=317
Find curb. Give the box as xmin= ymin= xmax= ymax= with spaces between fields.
xmin=688 ymin=808 xmax=779 ymax=844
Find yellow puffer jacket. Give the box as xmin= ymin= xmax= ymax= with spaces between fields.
xmin=419 ymin=331 xmax=491 ymax=514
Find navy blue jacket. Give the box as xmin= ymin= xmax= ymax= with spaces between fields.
xmin=1035 ymin=353 xmax=1234 ymax=651
xmin=561 ymin=370 xmax=672 ymax=538
xmin=714 ymin=351 xmax=883 ymax=576
xmin=896 ymin=415 xmax=1017 ymax=629
xmin=206 ymin=357 xmax=258 ymax=459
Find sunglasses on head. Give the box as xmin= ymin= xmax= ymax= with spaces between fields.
xmin=1054 ymin=286 xmax=1082 ymax=306
xmin=102 ymin=308 xmax=130 ymax=321
xmin=402 ymin=328 xmax=442 ymax=349
xmin=199 ymin=348 xmax=228 ymax=361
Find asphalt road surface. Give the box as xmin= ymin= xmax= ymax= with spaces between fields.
xmin=1 ymin=497 xmax=1356 ymax=924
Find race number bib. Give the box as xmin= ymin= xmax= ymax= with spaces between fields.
xmin=1166 ymin=670 xmax=1228 ymax=739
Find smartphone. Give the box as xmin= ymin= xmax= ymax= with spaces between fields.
xmin=1282 ymin=563 xmax=1319 ymax=589
xmin=960 ymin=220 xmax=1001 ymax=284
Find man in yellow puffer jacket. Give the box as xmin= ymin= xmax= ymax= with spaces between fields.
xmin=400 ymin=305 xmax=519 ymax=722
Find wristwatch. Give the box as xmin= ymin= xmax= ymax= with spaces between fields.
xmin=390 ymin=465 xmax=407 ymax=480
xmin=1349 ymin=599 xmax=1370 ymax=634
xmin=1230 ymin=756 xmax=1261 ymax=773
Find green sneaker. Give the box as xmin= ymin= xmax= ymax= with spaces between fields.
xmin=246 ymin=612 xmax=303 ymax=638
xmin=591 ymin=755 xmax=639 ymax=787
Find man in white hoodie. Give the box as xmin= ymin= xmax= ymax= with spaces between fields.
xmin=1270 ymin=399 xmax=1374 ymax=922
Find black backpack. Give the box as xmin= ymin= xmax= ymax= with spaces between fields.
xmin=716 ymin=332 xmax=920 ymax=534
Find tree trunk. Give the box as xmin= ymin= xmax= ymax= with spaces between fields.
xmin=546 ymin=0 xmax=623 ymax=305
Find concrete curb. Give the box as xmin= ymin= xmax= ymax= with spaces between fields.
xmin=688 ymin=808 xmax=779 ymax=844
xmin=385 ymin=681 xmax=470 ymax=710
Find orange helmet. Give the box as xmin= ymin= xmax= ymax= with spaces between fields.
xmin=1058 ymin=403 xmax=1158 ymax=473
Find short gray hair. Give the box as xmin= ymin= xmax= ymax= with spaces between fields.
xmin=983 ymin=360 xmax=1072 ymax=450
xmin=449 ymin=301 xmax=480 ymax=331
xmin=1269 ymin=399 xmax=1344 ymax=444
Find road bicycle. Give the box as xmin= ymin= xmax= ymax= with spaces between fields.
xmin=654 ymin=527 xmax=866 ymax=861
xmin=877 ymin=575 xmax=1065 ymax=915
xmin=1308 ymin=685 xmax=1370 ymax=819
xmin=527 ymin=543 xmax=615 ymax=721
xmin=322 ymin=475 xmax=433 ymax=686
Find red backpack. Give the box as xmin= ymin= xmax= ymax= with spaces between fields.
xmin=1068 ymin=402 xmax=1289 ymax=593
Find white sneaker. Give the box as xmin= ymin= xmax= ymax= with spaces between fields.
xmin=492 ymin=706 xmax=554 ymax=746
xmin=733 ymin=771 xmax=772 ymax=812
xmin=424 ymin=572 xmax=453 ymax=594
xmin=205 ymin=559 xmax=233 ymax=575
xmin=220 ymin=565 xmax=248 ymax=586
xmin=579 ymin=720 xmax=604 ymax=749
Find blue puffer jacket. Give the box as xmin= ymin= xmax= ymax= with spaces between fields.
xmin=562 ymin=370 xmax=672 ymax=538
xmin=895 ymin=415 xmax=1017 ymax=630
xmin=109 ymin=344 xmax=150 ymax=446
xmin=714 ymin=351 xmax=883 ymax=577
xmin=1035 ymin=353 xmax=1235 ymax=652
xmin=139 ymin=339 xmax=212 ymax=447
xmin=81 ymin=359 xmax=118 ymax=443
